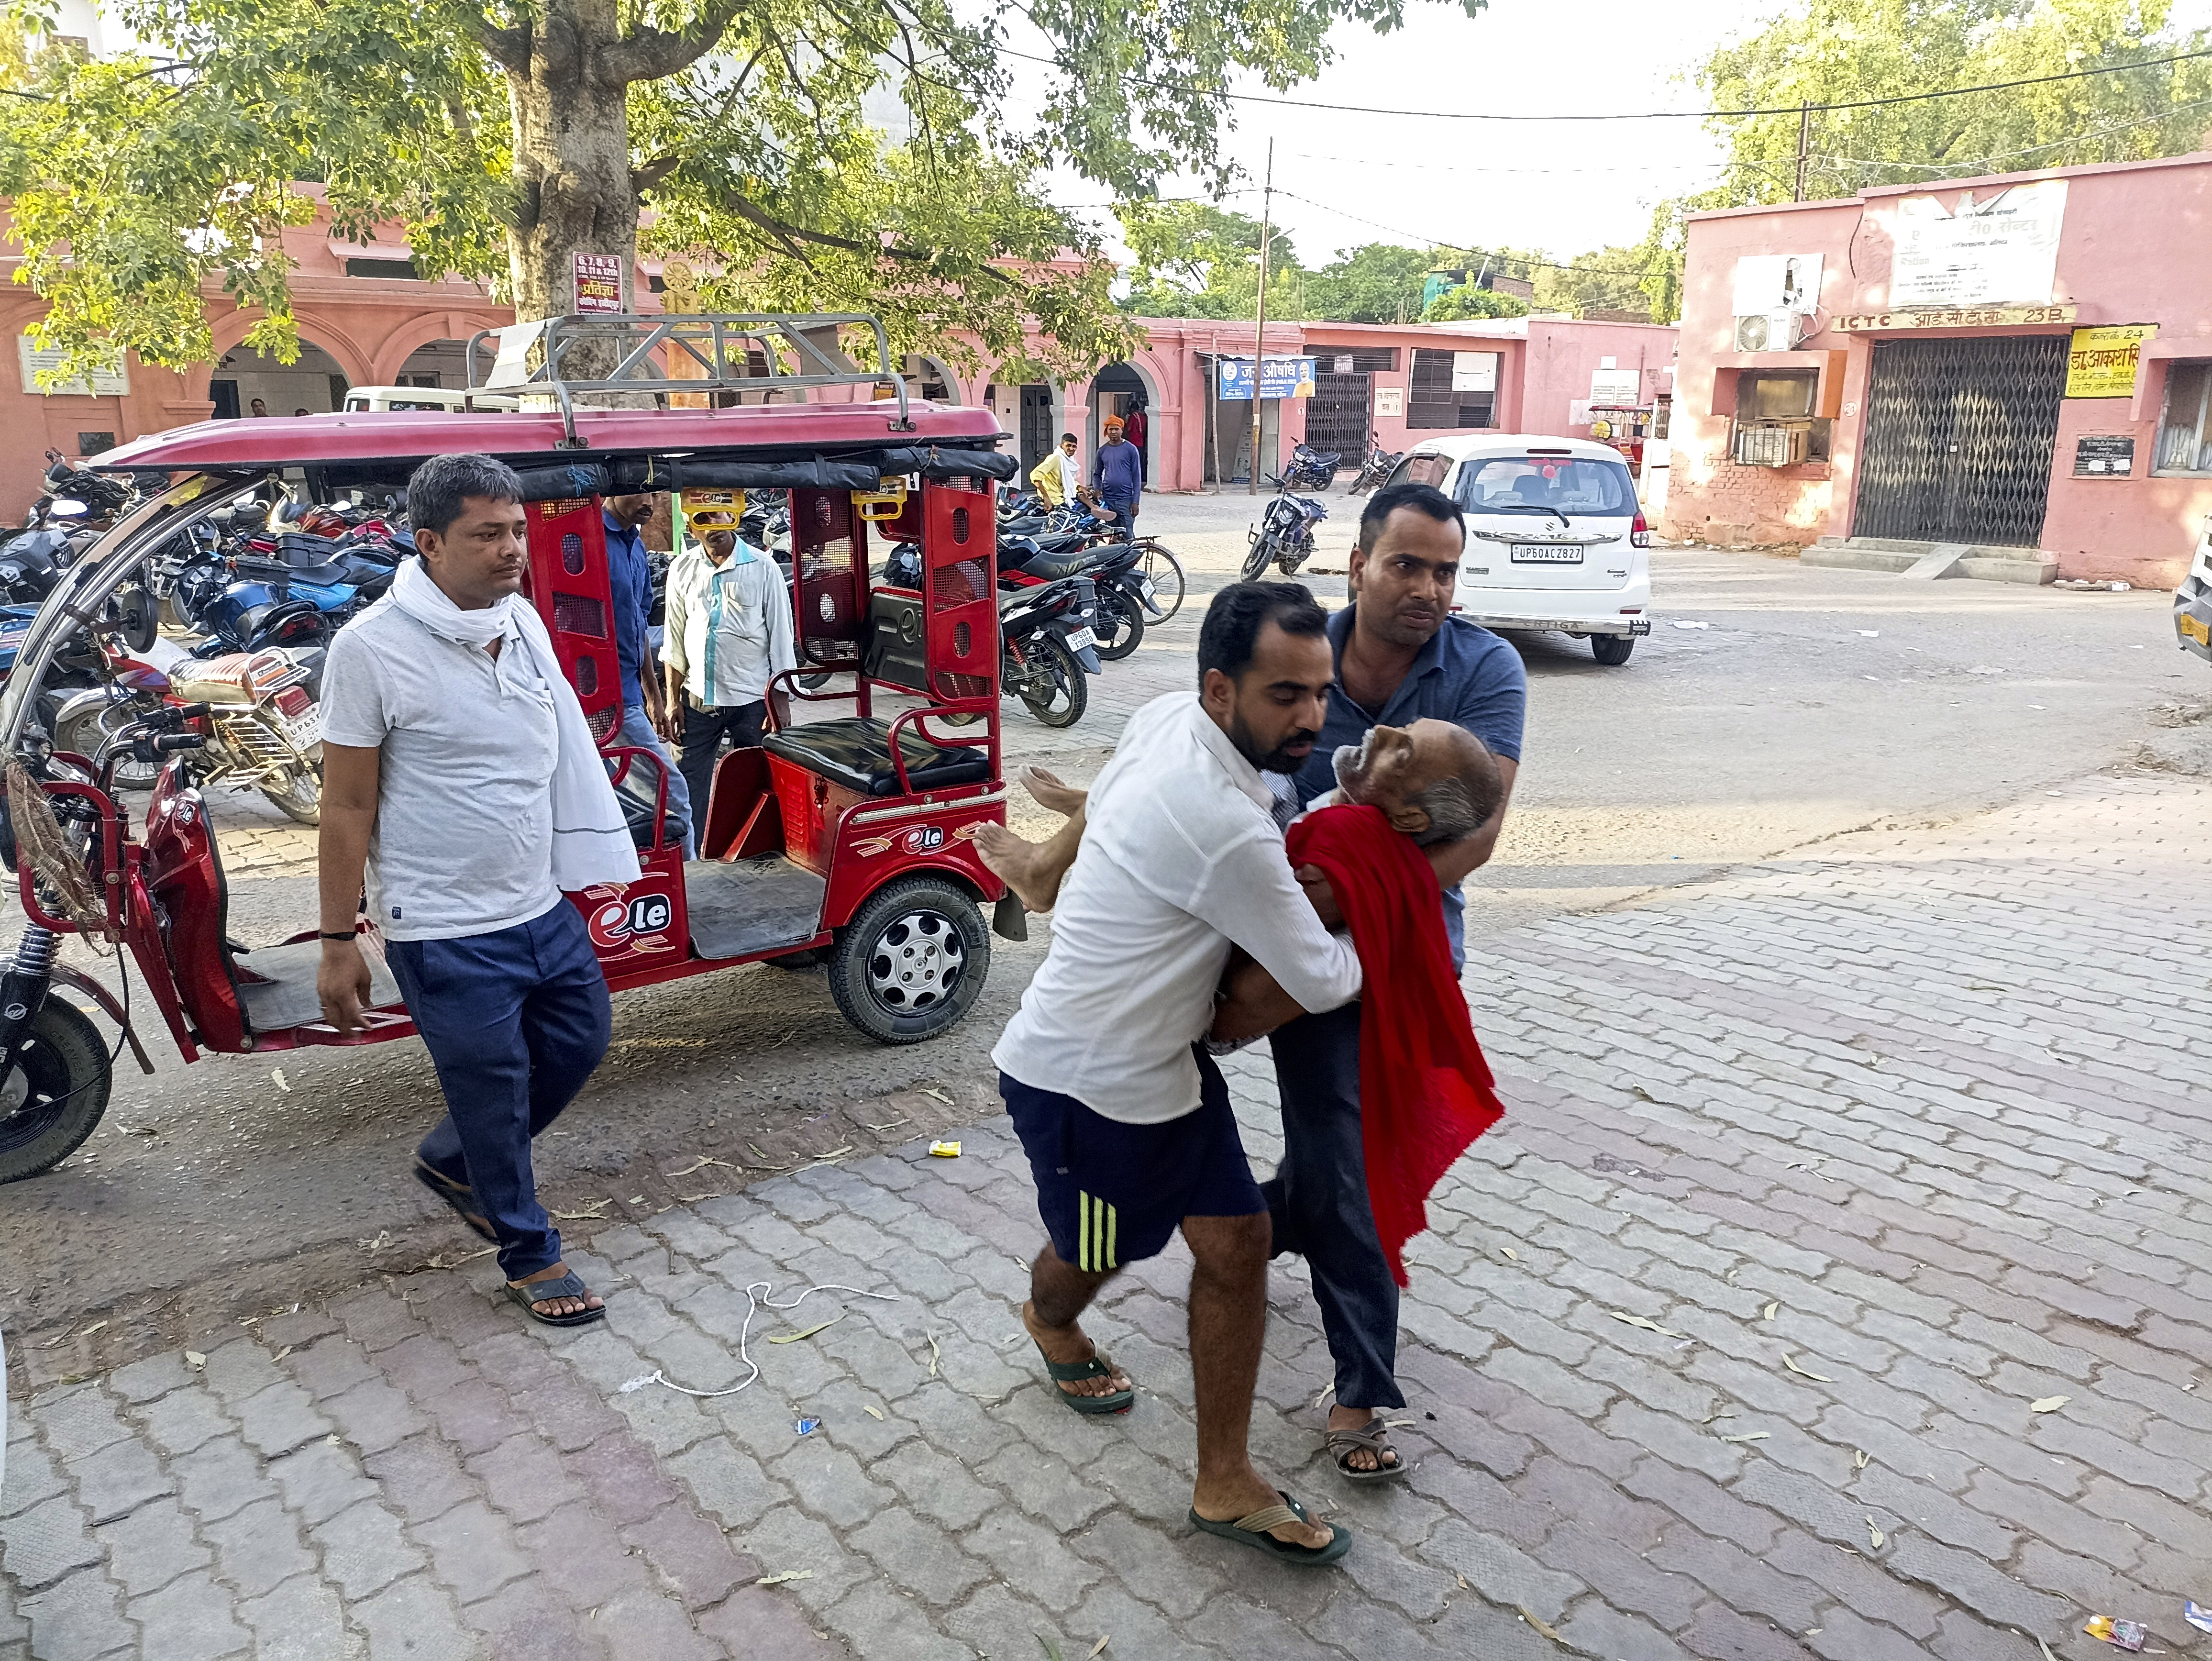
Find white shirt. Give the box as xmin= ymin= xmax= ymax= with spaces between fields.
xmin=993 ymin=693 xmax=1363 ymax=1123
xmin=1056 ymin=451 xmax=1082 ymax=502
xmin=662 ymin=539 xmax=797 ymax=708
xmin=321 ymin=601 xmax=561 ymax=941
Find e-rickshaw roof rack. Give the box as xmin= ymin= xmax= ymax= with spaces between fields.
xmin=465 ymin=313 xmax=914 ymax=447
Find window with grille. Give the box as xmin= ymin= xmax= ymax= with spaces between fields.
xmin=1407 ymin=349 xmax=1495 ymax=430
xmin=1321 ymin=348 xmax=1399 ymax=373
xmin=2155 ymin=361 xmax=2212 ymax=476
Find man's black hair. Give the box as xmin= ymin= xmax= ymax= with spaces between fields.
xmin=1197 ymin=580 xmax=1328 ymax=686
xmin=1059 ymin=432 xmax=1078 ymax=445
xmin=1358 ymin=480 xmax=1464 ymax=551
xmin=406 ymin=453 xmax=525 ymax=538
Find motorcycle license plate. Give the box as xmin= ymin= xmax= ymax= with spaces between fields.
xmin=1139 ymin=577 xmax=1157 ymax=599
xmin=2183 ymin=612 xmax=2211 ymax=647
xmin=280 ymin=706 xmax=322 ymax=749
xmin=1064 ymin=627 xmax=1098 ymax=651
xmin=1510 ymin=543 xmax=1584 ymax=564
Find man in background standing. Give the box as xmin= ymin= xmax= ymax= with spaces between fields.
xmin=1121 ymin=394 xmax=1150 ymax=487
xmin=1029 ymin=432 xmax=1082 ymax=507
xmin=1092 ymin=416 xmax=1142 ymax=539
xmin=661 ymin=516 xmax=796 ymax=827
xmin=603 ymin=491 xmax=694 ymax=857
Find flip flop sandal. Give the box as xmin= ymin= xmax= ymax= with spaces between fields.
xmin=506 ymin=1271 xmax=607 ymax=1329
xmin=1326 ymin=1417 xmax=1409 ymax=1484
xmin=413 ymin=1161 xmax=497 ymax=1244
xmin=1188 ymin=1489 xmax=1352 ymax=1567
xmin=1034 ymin=1342 xmax=1135 ymax=1415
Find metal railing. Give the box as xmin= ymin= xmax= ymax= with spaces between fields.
xmin=464 ymin=313 xmax=913 ymax=446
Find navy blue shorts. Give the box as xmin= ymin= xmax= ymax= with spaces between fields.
xmin=1001 ymin=1049 xmax=1264 ymax=1273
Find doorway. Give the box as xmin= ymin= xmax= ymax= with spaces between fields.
xmin=1019 ymin=385 xmax=1056 ymax=476
xmin=1303 ymin=371 xmax=1372 ymax=458
xmin=1854 ymin=335 xmax=2068 ymax=546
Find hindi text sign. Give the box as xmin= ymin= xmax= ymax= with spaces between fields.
xmin=2065 ymin=325 xmax=2155 ymax=399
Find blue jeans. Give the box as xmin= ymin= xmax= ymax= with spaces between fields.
xmin=618 ymin=703 xmax=694 ymax=859
xmin=1263 ymin=1000 xmax=1405 ymax=1410
xmin=389 ymin=903 xmax=613 ymax=1281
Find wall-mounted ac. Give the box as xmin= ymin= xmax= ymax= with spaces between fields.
xmin=1732 ymin=422 xmax=1810 ymax=467
xmin=1733 ymin=310 xmax=1803 ymax=353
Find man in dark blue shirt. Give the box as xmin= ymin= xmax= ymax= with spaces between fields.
xmin=1091 ymin=416 xmax=1143 ymax=539
xmin=1272 ymin=481 xmax=1526 ymax=1485
xmin=603 ymin=493 xmax=694 ymax=857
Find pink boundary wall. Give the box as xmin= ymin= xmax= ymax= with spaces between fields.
xmin=1666 ymin=150 xmax=2212 ymax=587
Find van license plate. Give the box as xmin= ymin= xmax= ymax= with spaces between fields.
xmin=1511 ymin=544 xmax=1584 ymax=564
xmin=2182 ymin=612 xmax=2211 ymax=646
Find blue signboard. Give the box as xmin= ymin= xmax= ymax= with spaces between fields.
xmin=1216 ymin=356 xmax=1316 ymax=400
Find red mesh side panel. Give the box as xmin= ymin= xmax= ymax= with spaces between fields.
xmin=924 ymin=481 xmax=997 ymax=706
xmin=793 ymin=488 xmax=864 ymax=671
xmin=525 ymin=498 xmax=623 ymax=744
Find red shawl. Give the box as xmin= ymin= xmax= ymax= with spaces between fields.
xmin=1284 ymin=803 xmax=1505 ymax=1286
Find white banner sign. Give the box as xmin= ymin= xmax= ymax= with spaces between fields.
xmin=1374 ymin=386 xmax=1405 ymax=418
xmin=1450 ymin=351 xmax=1498 ymax=393
xmin=1589 ymin=368 xmax=1642 ymax=404
xmin=18 ymin=336 xmax=128 ymax=397
xmin=1891 ymin=181 xmax=2067 ymax=309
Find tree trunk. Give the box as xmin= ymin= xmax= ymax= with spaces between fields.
xmin=504 ymin=0 xmax=638 ymax=323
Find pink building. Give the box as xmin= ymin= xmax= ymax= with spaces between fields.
xmin=0 ymin=189 xmax=1677 ymax=517
xmin=1665 ymin=150 xmax=2212 ymax=587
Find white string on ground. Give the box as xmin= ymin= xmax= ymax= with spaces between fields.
xmin=617 ymin=1281 xmax=899 ymax=1399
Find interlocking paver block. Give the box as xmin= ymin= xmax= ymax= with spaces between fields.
xmin=18 ymin=1566 xmax=137 ymax=1661
xmin=311 ymin=1499 xmax=428 ymax=1600
xmin=1 ymin=1494 xmax=104 ymax=1590
xmin=202 ymin=1495 xmax=317 ymax=1600
xmin=349 ymin=1572 xmax=478 ymax=1661
xmin=414 ymin=1498 xmax=532 ymax=1605
xmin=93 ymin=1494 xmax=212 ymax=1598
xmin=622 ymin=1501 xmax=758 ymax=1611
xmin=125 ymin=1568 xmax=251 ymax=1661
xmin=236 ymin=1573 xmax=365 ymax=1661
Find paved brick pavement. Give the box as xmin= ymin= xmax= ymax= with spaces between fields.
xmin=6 ymin=759 xmax=2208 ymax=1657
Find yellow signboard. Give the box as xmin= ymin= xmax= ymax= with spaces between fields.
xmin=2066 ymin=324 xmax=2156 ymax=399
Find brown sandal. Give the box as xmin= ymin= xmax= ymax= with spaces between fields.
xmin=1326 ymin=1418 xmax=1407 ymax=1483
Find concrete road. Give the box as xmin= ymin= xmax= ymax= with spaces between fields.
xmin=0 ymin=489 xmax=2201 ymax=1350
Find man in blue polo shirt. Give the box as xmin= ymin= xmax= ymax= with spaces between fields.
xmin=603 ymin=491 xmax=694 ymax=857
xmin=1273 ymin=479 xmax=1525 ymax=1485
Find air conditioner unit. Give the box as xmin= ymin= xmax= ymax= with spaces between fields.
xmin=1733 ymin=310 xmax=1802 ymax=353
xmin=1733 ymin=422 xmax=1810 ymax=467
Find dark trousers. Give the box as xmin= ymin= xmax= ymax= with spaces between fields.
xmin=1101 ymin=497 xmax=1139 ymax=540
xmin=678 ymin=698 xmax=767 ymax=830
xmin=387 ymin=902 xmax=613 ymax=1281
xmin=1262 ymin=1000 xmax=1405 ymax=1409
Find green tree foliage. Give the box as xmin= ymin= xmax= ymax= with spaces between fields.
xmin=1117 ymin=201 xmax=1306 ymax=320
xmin=0 ymin=0 xmax=1486 ymax=385
xmin=1697 ymin=0 xmax=2212 ymax=204
xmin=1532 ymin=246 xmax=1651 ymax=318
xmin=1302 ymin=243 xmax=1430 ymax=323
xmin=1423 ymin=281 xmax=1531 ymax=321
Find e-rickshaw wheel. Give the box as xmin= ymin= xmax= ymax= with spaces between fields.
xmin=0 ymin=998 xmax=113 ymax=1184
xmin=827 ymin=875 xmax=990 ymax=1044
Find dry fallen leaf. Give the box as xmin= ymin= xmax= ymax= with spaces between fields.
xmin=1456 ymin=1574 xmax=1469 ymax=1590
xmin=79 ymin=1319 xmax=107 ymax=1337
xmin=1781 ymin=1353 xmax=1834 ymax=1383
xmin=1718 ymin=1431 xmax=1770 ymax=1443
xmin=1609 ymin=1311 xmax=1685 ymax=1339
xmin=1854 ymin=1449 xmax=1869 ymax=1469
xmin=1865 ymin=1517 xmax=1885 ymax=1551
xmin=273 ymin=1346 xmax=293 ymax=1362
xmin=863 ymin=1405 xmax=885 ymax=1421
xmin=1501 ymin=1247 xmax=1518 ymax=1261
xmin=1762 ymin=1303 xmax=1779 ymax=1321
xmin=2029 ymin=1395 xmax=2069 ymax=1414
xmin=666 ymin=1154 xmax=730 ymax=1179
xmin=928 ymin=1333 xmax=941 ymax=1377
xmin=756 ymin=1570 xmax=812 ymax=1586
xmin=1517 ymin=1606 xmax=1562 ymax=1643
xmin=924 ymin=1087 xmax=954 ymax=1105
xmin=552 ymin=1199 xmax=613 ymax=1221
xmin=271 ymin=1068 xmax=290 ymax=1092
xmin=1087 ymin=1639 xmax=1110 ymax=1660
xmin=184 ymin=1350 xmax=207 ymax=1369
xmin=767 ymin=1316 xmax=843 ymax=1345
xmin=1314 ymin=1382 xmax=1336 ymax=1409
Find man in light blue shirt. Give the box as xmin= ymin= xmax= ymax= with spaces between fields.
xmin=602 ymin=492 xmax=693 ymax=856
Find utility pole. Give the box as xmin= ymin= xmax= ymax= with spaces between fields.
xmin=1250 ymin=138 xmax=1273 ymax=497
xmin=1794 ymin=100 xmax=1811 ymax=202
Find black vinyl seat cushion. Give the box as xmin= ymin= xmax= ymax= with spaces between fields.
xmin=1005 ymin=545 xmax=1094 ymax=580
xmin=764 ymin=717 xmax=991 ymax=798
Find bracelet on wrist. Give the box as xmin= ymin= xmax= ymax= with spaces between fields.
xmin=319 ymin=930 xmax=360 ymax=943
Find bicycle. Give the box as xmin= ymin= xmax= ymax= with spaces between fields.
xmin=1131 ymin=537 xmax=1186 ymax=621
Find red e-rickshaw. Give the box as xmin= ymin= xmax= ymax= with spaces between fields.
xmin=0 ymin=313 xmax=1024 ymax=1183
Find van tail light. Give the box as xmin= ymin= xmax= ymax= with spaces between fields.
xmin=1631 ymin=513 xmax=1651 ymax=550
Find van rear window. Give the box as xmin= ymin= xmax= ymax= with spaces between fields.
xmin=1455 ymin=455 xmax=1636 ymax=516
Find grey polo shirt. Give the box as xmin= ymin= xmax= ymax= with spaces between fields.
xmin=321 ymin=598 xmax=563 ymax=942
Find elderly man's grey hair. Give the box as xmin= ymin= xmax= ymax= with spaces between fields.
xmin=1405 ymin=737 xmax=1504 ymax=846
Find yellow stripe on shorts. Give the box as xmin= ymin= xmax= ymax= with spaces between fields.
xmin=1076 ymin=1192 xmax=1118 ymax=1271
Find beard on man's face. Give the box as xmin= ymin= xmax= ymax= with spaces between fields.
xmin=1228 ymin=710 xmax=1319 ymax=775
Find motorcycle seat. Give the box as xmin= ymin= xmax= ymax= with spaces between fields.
xmin=1004 ymin=546 xmax=1093 ymax=580
xmin=170 ymin=652 xmax=265 ymax=706
xmin=763 ymin=717 xmax=990 ymax=799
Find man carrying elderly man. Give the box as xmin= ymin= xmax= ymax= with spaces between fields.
xmin=983 ymin=481 xmax=1526 ymax=1504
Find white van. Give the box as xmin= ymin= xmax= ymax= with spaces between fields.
xmin=1386 ymin=433 xmax=1653 ymax=665
xmin=340 ymin=386 xmax=520 ymax=413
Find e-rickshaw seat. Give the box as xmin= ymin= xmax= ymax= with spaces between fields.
xmin=762 ymin=718 xmax=989 ymax=799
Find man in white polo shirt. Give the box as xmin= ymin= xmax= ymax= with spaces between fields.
xmin=316 ymin=453 xmax=639 ymax=1329
xmin=994 ymin=581 xmax=1363 ymax=1568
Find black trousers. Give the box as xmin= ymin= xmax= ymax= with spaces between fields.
xmin=1262 ymin=1000 xmax=1405 ymax=1409
xmin=677 ymin=698 xmax=766 ymax=830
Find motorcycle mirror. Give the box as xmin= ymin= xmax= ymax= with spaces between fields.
xmin=49 ymin=498 xmax=87 ymax=518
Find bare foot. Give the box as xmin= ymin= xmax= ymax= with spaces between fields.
xmin=1328 ymin=1404 xmax=1399 ymax=1473
xmin=1018 ymin=765 xmax=1087 ymax=818
xmin=1191 ymin=1467 xmax=1335 ymax=1550
xmin=1022 ymin=1299 xmax=1133 ymax=1400
xmin=509 ymin=1261 xmax=603 ymax=1320
xmin=977 ymin=823 xmax=1063 ymax=913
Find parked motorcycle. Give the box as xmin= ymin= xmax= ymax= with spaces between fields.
xmin=888 ymin=543 xmax=1097 ymax=727
xmin=181 ymin=530 xmax=402 ymax=656
xmin=999 ymin=536 xmax=1154 ymax=659
xmin=1347 ymin=437 xmax=1404 ymax=495
xmin=1242 ymin=491 xmax=1330 ymax=580
xmin=1268 ymin=442 xmax=1341 ymax=493
xmin=54 ymin=634 xmax=324 ymax=821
